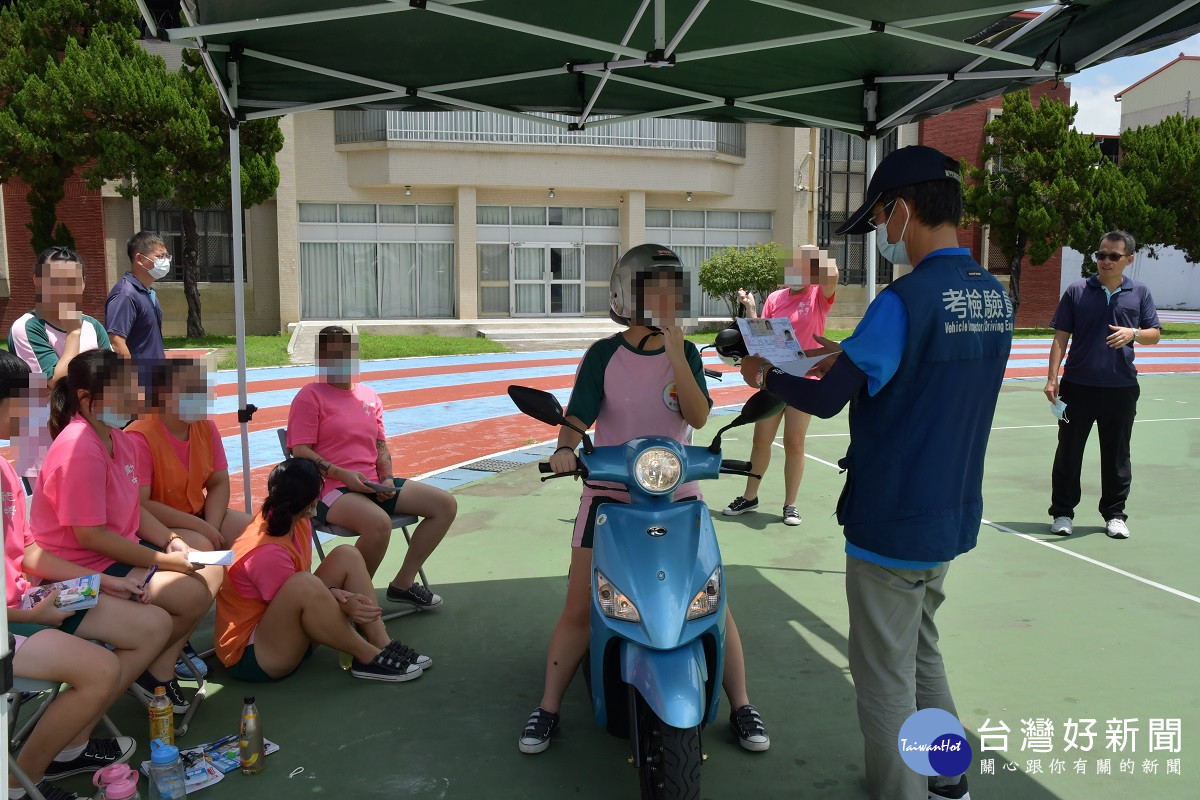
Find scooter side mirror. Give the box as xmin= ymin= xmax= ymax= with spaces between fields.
xmin=707 ymin=391 xmax=786 ymax=453
xmin=507 ymin=385 xmax=567 ymax=426
xmin=508 ymin=385 xmax=597 ymax=453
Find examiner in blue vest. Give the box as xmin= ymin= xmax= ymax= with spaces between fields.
xmin=740 ymin=145 xmax=1013 ymax=800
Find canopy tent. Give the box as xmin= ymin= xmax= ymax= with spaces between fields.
xmin=135 ymin=0 xmax=1200 ymax=510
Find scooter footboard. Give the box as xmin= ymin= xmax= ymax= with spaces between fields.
xmin=620 ymin=640 xmax=709 ymax=730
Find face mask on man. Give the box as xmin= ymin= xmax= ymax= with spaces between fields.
xmin=144 ymin=254 xmax=172 ymax=280
xmin=175 ymin=391 xmax=209 ymax=423
xmin=876 ymin=200 xmax=911 ymax=266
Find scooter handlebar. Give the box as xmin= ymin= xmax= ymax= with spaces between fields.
xmin=537 ymin=462 xmax=588 ymax=481
xmin=538 ymin=462 xmax=553 ymax=473
xmin=720 ymin=459 xmax=753 ymax=473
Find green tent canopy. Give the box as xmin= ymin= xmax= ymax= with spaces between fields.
xmin=136 ymin=0 xmax=1200 ymax=509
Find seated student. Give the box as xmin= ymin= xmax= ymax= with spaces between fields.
xmin=127 ymin=357 xmax=248 ymax=680
xmin=286 ymin=326 xmax=455 ymax=609
xmin=2 ymin=351 xmax=172 ymax=800
xmin=128 ymin=358 xmax=251 ymax=550
xmin=8 ymin=246 xmax=111 ymax=480
xmin=215 ymin=458 xmax=430 ymax=682
xmin=30 ymin=349 xmax=222 ymax=713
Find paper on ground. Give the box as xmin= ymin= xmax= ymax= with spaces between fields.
xmin=189 ymin=550 xmax=235 ymax=566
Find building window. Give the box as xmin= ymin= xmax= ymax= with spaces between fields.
xmin=646 ymin=209 xmax=774 ymax=317
xmin=817 ymin=128 xmax=898 ymax=285
xmin=139 ymin=200 xmax=243 ymax=283
xmin=297 ymin=202 xmax=456 ymax=319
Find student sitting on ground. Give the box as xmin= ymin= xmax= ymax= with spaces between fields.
xmin=215 ymin=458 xmax=430 ymax=682
xmin=286 ymin=325 xmax=455 ymax=609
xmin=30 ymin=349 xmax=222 ymax=713
xmin=2 ymin=351 xmax=172 ymax=800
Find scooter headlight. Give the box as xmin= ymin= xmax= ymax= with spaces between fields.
xmin=633 ymin=447 xmax=683 ymax=495
xmin=685 ymin=566 xmax=722 ymax=620
xmin=595 ymin=570 xmax=640 ymax=622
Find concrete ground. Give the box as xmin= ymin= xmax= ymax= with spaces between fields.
xmin=49 ymin=373 xmax=1199 ymax=800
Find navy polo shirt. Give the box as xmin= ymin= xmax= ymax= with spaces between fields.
xmin=104 ymin=271 xmax=165 ymax=384
xmin=1050 ymin=275 xmax=1161 ymax=388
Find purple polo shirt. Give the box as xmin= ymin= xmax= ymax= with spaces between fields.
xmin=104 ymin=271 xmax=165 ymax=385
xmin=1050 ymin=275 xmax=1161 ymax=388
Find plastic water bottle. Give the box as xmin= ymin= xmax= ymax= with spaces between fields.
xmin=239 ymin=695 xmax=265 ymax=774
xmin=148 ymin=738 xmax=188 ymax=799
xmin=149 ymin=685 xmax=174 ymax=746
xmin=339 ymin=620 xmax=355 ymax=670
xmin=93 ymin=764 xmax=140 ymax=800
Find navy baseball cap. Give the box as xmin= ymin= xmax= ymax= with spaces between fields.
xmin=835 ymin=145 xmax=962 ymax=236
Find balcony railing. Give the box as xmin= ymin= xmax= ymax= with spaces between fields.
xmin=334 ymin=110 xmax=746 ymax=157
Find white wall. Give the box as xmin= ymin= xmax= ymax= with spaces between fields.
xmin=1061 ymin=246 xmax=1200 ymax=309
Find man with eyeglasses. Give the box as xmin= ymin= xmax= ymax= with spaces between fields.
xmin=1045 ymin=231 xmax=1162 ymax=540
xmin=739 ymin=145 xmax=1013 ymax=800
xmin=105 ymin=231 xmax=169 ymax=389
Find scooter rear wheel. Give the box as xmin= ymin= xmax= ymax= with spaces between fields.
xmin=635 ymin=694 xmax=702 ymax=800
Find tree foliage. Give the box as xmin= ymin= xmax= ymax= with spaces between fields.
xmin=0 ymin=0 xmax=283 ymax=338
xmin=960 ymin=89 xmax=1145 ymax=315
xmin=1118 ymin=113 xmax=1200 ymax=263
xmin=698 ymin=243 xmax=783 ymax=317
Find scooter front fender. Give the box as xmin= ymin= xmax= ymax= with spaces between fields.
xmin=620 ymin=640 xmax=708 ymax=730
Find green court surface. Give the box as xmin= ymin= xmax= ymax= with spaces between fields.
xmin=68 ymin=375 xmax=1198 ymax=800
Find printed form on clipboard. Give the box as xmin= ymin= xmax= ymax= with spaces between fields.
xmin=735 ymin=318 xmax=829 ymax=378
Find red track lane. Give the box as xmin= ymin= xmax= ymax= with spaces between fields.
xmin=213 ymin=357 xmax=583 ymax=397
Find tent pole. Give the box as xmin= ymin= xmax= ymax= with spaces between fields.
xmin=864 ymin=82 xmax=879 ymax=303
xmin=226 ymin=52 xmax=253 ymax=514
xmin=865 ymin=135 xmax=877 ymax=302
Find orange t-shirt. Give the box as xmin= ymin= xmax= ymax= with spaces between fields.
xmin=215 ymin=512 xmax=313 ymax=666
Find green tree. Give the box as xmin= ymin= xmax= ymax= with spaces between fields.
xmin=698 ymin=243 xmax=783 ymax=318
xmin=0 ymin=0 xmax=175 ymax=252
xmin=961 ymin=89 xmax=1141 ymax=314
xmin=98 ymin=49 xmax=284 ymax=338
xmin=1118 ymin=113 xmax=1200 ymax=262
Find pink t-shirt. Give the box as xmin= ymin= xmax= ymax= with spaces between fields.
xmin=30 ymin=416 xmax=142 ymax=572
xmin=761 ymin=285 xmax=834 ymax=349
xmin=129 ymin=419 xmax=229 ymax=487
xmin=230 ymin=525 xmax=310 ymax=604
xmin=2 ymin=456 xmax=34 ymax=607
xmin=287 ymin=383 xmax=386 ymax=499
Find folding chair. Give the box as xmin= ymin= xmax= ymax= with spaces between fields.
xmin=276 ymin=429 xmax=431 ymax=621
xmin=8 ymin=676 xmax=125 ymax=800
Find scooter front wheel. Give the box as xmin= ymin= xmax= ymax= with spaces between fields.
xmin=635 ymin=694 xmax=702 ymax=800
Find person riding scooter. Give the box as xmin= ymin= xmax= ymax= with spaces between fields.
xmin=517 ymin=244 xmax=770 ymax=755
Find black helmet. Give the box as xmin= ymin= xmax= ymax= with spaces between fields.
xmin=609 ymin=244 xmax=691 ymax=327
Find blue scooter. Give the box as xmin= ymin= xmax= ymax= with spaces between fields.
xmin=508 ymin=385 xmax=783 ymax=800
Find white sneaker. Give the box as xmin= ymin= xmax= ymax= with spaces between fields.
xmin=1105 ymin=519 xmax=1130 ymax=539
xmin=1049 ymin=516 xmax=1073 ymax=536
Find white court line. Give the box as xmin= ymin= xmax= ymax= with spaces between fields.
xmin=980 ymin=519 xmax=1200 ymax=606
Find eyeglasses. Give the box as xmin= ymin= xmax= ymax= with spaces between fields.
xmin=45 ymin=246 xmax=80 ymax=261
xmin=865 ymin=200 xmax=898 ymax=232
xmin=1094 ymin=251 xmax=1127 ymax=262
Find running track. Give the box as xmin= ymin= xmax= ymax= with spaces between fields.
xmin=9 ymin=337 xmax=1200 ymax=508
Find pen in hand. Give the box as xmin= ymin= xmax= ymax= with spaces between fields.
xmin=138 ymin=564 xmax=158 ymax=593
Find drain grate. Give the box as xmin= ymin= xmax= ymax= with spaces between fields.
xmin=460 ymin=458 xmax=525 ymax=473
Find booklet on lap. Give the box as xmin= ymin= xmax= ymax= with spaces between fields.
xmin=20 ymin=574 xmax=101 ymax=611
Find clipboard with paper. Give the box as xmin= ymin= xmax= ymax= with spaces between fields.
xmin=735 ymin=318 xmax=829 ymax=377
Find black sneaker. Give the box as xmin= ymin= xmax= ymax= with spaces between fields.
xmin=518 ymin=707 xmax=560 ymax=754
xmin=43 ymin=737 xmax=135 ymax=779
xmin=386 ymin=582 xmax=443 ymax=608
xmin=350 ymin=646 xmax=424 ymax=682
xmin=929 ymin=775 xmax=971 ymax=799
xmin=729 ymin=704 xmax=770 ymax=752
xmin=722 ymin=496 xmax=759 ymax=516
xmin=127 ymin=672 xmax=190 ymax=714
xmin=782 ymin=505 xmax=802 ymax=526
xmin=27 ymin=779 xmax=81 ymax=800
xmin=383 ymin=639 xmax=433 ymax=671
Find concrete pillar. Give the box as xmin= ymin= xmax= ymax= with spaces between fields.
xmin=274 ymin=115 xmax=300 ymax=332
xmin=455 ymin=185 xmax=478 ymax=319
xmin=621 ymin=190 xmax=646 ymax=252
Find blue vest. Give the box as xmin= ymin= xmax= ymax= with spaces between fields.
xmin=836 ymin=254 xmax=1013 ymax=562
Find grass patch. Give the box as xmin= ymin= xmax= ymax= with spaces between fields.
xmin=166 ymin=333 xmax=509 ymax=370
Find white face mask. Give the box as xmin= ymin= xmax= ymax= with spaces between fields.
xmin=144 ymin=255 xmax=171 ymax=280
